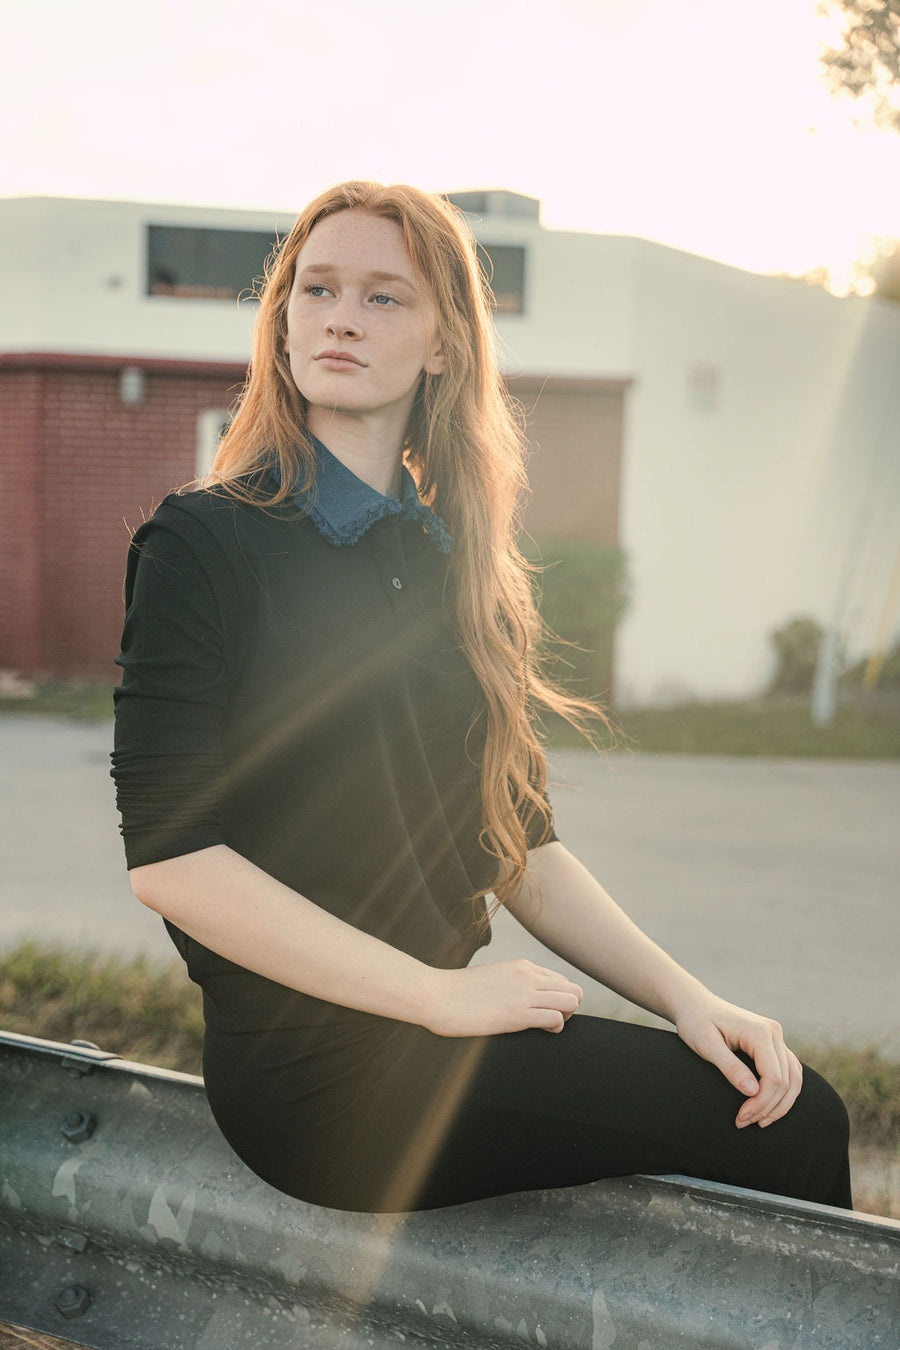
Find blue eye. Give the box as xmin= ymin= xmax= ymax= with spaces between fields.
xmin=372 ymin=293 xmax=398 ymax=306
xmin=304 ymin=284 xmax=330 ymax=297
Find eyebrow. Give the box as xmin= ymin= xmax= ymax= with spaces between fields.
xmin=297 ymin=263 xmax=417 ymax=288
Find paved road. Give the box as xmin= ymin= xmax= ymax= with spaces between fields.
xmin=1 ymin=714 xmax=898 ymax=1049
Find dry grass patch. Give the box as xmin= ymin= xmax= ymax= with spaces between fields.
xmin=0 ymin=941 xmax=203 ymax=1074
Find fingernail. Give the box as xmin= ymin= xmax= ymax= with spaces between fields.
xmin=740 ymin=1078 xmax=757 ymax=1094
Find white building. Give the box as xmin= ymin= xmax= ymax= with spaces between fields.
xmin=459 ymin=193 xmax=900 ymax=704
xmin=1 ymin=192 xmax=897 ymax=702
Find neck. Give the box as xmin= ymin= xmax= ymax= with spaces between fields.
xmin=306 ymin=409 xmax=405 ymax=497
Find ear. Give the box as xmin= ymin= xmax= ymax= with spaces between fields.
xmin=424 ymin=343 xmax=446 ymax=376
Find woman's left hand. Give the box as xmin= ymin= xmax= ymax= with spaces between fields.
xmin=675 ymin=995 xmax=804 ymax=1129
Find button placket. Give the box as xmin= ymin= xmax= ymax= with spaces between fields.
xmin=372 ymin=517 xmax=412 ymax=612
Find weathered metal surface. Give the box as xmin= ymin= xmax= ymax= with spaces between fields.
xmin=1 ymin=1029 xmax=898 ymax=1350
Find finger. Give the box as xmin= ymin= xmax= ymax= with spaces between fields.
xmin=738 ymin=1056 xmax=787 ymax=1124
xmin=534 ymin=972 xmax=584 ymax=1000
xmin=736 ymin=1034 xmax=792 ymax=1126
xmin=757 ymin=1057 xmax=802 ymax=1127
xmin=700 ymin=1039 xmax=760 ymax=1100
xmin=739 ymin=1075 xmax=790 ymax=1127
xmin=536 ymin=989 xmax=582 ymax=1013
xmin=758 ymin=1054 xmax=804 ymax=1127
xmin=765 ymin=1039 xmax=794 ymax=1115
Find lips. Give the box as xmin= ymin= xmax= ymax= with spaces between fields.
xmin=315 ymin=350 xmax=365 ymax=367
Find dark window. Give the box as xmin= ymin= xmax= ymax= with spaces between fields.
xmin=146 ymin=226 xmax=279 ymax=300
xmin=476 ymin=243 xmax=526 ymax=315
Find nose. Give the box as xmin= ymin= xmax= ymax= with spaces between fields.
xmin=326 ymin=302 xmax=362 ymax=340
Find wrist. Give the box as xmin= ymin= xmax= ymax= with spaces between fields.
xmin=408 ymin=962 xmax=446 ymax=1033
xmin=659 ymin=974 xmax=719 ymax=1028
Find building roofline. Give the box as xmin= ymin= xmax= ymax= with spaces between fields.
xmin=0 ymin=351 xmax=250 ymax=377
xmin=0 ymin=353 xmax=634 ymax=392
xmin=0 ymin=193 xmax=298 ymax=219
xmin=505 ymin=374 xmax=634 ymax=393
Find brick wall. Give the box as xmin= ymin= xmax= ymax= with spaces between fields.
xmin=0 ymin=369 xmax=45 ymax=672
xmin=0 ymin=360 xmax=625 ymax=681
xmin=1 ymin=356 xmax=246 ymax=679
xmin=516 ymin=378 xmax=626 ymax=545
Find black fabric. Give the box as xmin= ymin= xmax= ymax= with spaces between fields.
xmin=113 ymin=484 xmax=852 ymax=1216
xmin=112 ymin=484 xmax=553 ymax=1031
xmin=202 ymin=1013 xmax=853 ymax=1213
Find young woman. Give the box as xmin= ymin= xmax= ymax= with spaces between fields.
xmin=112 ymin=181 xmax=852 ymax=1214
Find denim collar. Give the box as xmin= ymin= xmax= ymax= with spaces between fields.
xmin=272 ymin=434 xmax=452 ymax=554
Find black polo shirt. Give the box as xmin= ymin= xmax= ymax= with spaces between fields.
xmin=112 ymin=440 xmax=555 ymax=1030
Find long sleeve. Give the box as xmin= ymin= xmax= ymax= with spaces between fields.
xmin=110 ymin=484 xmax=547 ymax=1005
xmin=111 ymin=507 xmax=241 ymax=869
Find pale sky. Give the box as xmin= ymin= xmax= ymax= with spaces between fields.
xmin=2 ymin=0 xmax=899 ymax=282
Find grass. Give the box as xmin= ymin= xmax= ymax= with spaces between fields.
xmin=793 ymin=1040 xmax=900 ymax=1220
xmin=0 ymin=941 xmax=204 ymax=1074
xmin=0 ymin=678 xmax=113 ymax=721
xmin=3 ymin=680 xmax=899 ymax=758
xmin=1 ymin=942 xmax=897 ymax=1217
xmin=793 ymin=1042 xmax=900 ymax=1147
xmin=546 ymin=694 xmax=900 ymax=758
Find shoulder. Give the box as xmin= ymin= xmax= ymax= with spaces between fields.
xmin=150 ymin=479 xmax=261 ymax=537
xmin=132 ymin=478 xmax=291 ymax=563
xmin=126 ymin=477 xmax=315 ymax=617
xmin=124 ymin=486 xmax=251 ymax=611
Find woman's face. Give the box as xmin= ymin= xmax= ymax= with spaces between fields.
xmin=284 ymin=210 xmax=445 ymax=437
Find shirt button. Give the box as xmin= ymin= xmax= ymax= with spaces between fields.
xmin=391 ymin=577 xmax=403 ymax=590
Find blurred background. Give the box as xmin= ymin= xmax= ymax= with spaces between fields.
xmin=0 ymin=0 xmax=898 ymax=1216
xmin=1 ymin=0 xmax=899 ymax=708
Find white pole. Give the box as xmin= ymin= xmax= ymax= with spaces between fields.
xmin=811 ymin=625 xmax=841 ymax=726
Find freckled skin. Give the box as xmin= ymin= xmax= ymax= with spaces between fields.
xmin=284 ymin=211 xmax=445 ymax=442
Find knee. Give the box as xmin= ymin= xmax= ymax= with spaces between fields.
xmin=799 ymin=1062 xmax=850 ymax=1151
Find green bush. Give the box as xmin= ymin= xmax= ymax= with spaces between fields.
xmin=768 ymin=616 xmax=825 ymax=695
xmin=523 ymin=536 xmax=628 ymax=700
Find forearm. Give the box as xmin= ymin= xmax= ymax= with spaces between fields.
xmin=130 ymin=845 xmax=438 ymax=1026
xmin=512 ymin=841 xmax=714 ymax=1024
xmin=514 ymin=845 xmax=803 ymax=1125
xmin=132 ymin=844 xmax=583 ymax=1038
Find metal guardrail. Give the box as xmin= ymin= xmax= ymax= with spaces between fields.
xmin=1 ymin=1028 xmax=898 ymax=1349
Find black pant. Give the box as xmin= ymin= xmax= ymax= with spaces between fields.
xmin=203 ymin=1013 xmax=852 ymax=1213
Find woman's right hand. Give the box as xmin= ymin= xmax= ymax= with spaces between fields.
xmin=424 ymin=960 xmax=583 ymax=1037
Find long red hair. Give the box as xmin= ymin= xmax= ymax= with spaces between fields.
xmin=210 ymin=181 xmax=605 ymax=910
